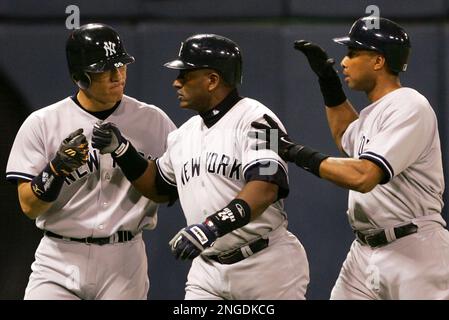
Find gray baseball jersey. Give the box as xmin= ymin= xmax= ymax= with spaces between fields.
xmin=6 ymin=94 xmax=176 ymax=299
xmin=341 ymin=87 xmax=445 ymax=231
xmin=7 ymin=95 xmax=176 ymax=237
xmin=156 ymin=97 xmax=289 ymax=255
xmin=156 ymin=93 xmax=309 ymax=299
xmin=332 ymin=87 xmax=449 ymax=300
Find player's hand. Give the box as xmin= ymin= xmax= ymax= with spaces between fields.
xmin=295 ymin=40 xmax=346 ymax=107
xmin=51 ymin=128 xmax=89 ymax=176
xmin=294 ymin=40 xmax=337 ymax=79
xmin=169 ymin=223 xmax=217 ymax=260
xmin=250 ymin=114 xmax=297 ymax=162
xmin=92 ymin=121 xmax=128 ymax=156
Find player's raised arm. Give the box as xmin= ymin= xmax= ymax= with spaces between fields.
xmin=251 ymin=114 xmax=384 ymax=193
xmin=293 ymin=40 xmax=358 ymax=152
xmin=18 ymin=129 xmax=89 ymax=219
xmin=91 ymin=121 xmax=171 ymax=203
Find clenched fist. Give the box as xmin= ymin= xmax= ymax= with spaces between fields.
xmin=51 ymin=128 xmax=89 ymax=176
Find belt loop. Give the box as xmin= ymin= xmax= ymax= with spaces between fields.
xmin=384 ymin=227 xmax=397 ymax=243
xmin=241 ymin=245 xmax=253 ymax=258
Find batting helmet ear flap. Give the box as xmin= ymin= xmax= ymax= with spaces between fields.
xmin=72 ymin=72 xmax=91 ymax=90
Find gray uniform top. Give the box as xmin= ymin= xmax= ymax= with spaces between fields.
xmin=341 ymin=87 xmax=445 ymax=231
xmin=156 ymin=97 xmax=289 ymax=255
xmin=6 ymin=95 xmax=176 ymax=238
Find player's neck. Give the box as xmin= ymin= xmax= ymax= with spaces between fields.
xmin=76 ymin=91 xmax=118 ymax=112
xmin=205 ymin=87 xmax=235 ymax=112
xmin=367 ymin=76 xmax=402 ymax=102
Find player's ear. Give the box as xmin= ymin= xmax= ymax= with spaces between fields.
xmin=207 ymin=72 xmax=220 ymax=91
xmin=373 ymin=54 xmax=386 ymax=71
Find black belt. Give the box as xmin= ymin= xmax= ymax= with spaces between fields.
xmin=207 ymin=238 xmax=269 ymax=265
xmin=355 ymin=223 xmax=418 ymax=248
xmin=44 ymin=230 xmax=134 ymax=245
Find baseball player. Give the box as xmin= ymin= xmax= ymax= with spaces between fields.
xmin=92 ymin=34 xmax=310 ymax=299
xmin=252 ymin=16 xmax=449 ymax=299
xmin=5 ymin=23 xmax=176 ymax=299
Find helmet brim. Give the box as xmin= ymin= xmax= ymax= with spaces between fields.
xmin=333 ymin=36 xmax=351 ymax=45
xmin=163 ymin=59 xmax=201 ymax=70
xmin=333 ymin=37 xmax=378 ymax=52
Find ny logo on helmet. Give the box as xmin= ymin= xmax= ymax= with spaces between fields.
xmin=103 ymin=41 xmax=117 ymax=57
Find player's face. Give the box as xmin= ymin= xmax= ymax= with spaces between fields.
xmin=172 ymin=69 xmax=214 ymax=112
xmin=86 ymin=65 xmax=127 ymax=107
xmin=340 ymin=48 xmax=380 ymax=92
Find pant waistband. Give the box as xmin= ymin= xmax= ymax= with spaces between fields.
xmin=44 ymin=230 xmax=134 ymax=245
xmin=207 ymin=237 xmax=269 ymax=265
xmin=355 ymin=222 xmax=418 ymax=248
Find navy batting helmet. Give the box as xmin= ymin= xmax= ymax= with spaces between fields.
xmin=164 ymin=34 xmax=242 ymax=85
xmin=66 ymin=23 xmax=135 ymax=89
xmin=333 ymin=17 xmax=411 ymax=73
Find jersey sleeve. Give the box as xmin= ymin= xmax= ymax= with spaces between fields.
xmin=240 ymin=110 xmax=289 ymax=199
xmin=359 ymin=102 xmax=433 ymax=183
xmin=6 ymin=113 xmax=47 ymax=183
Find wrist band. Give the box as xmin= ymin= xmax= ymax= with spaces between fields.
xmin=318 ymin=74 xmax=347 ymax=107
xmin=288 ymin=145 xmax=329 ymax=177
xmin=113 ymin=142 xmax=149 ymax=181
xmin=113 ymin=140 xmax=129 ymax=158
xmin=30 ymin=163 xmax=65 ymax=202
xmin=206 ymin=199 xmax=252 ymax=237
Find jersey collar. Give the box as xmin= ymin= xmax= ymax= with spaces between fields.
xmin=199 ymin=89 xmax=242 ymax=128
xmin=70 ymin=95 xmax=121 ymax=120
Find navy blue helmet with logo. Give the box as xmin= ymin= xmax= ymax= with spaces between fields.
xmin=66 ymin=23 xmax=135 ymax=89
xmin=333 ymin=17 xmax=411 ymax=73
xmin=164 ymin=34 xmax=243 ymax=85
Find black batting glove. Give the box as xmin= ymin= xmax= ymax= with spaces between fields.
xmin=51 ymin=128 xmax=89 ymax=176
xmin=294 ymin=40 xmax=338 ymax=79
xmin=169 ymin=222 xmax=218 ymax=260
xmin=252 ymin=114 xmax=329 ymax=176
xmin=92 ymin=121 xmax=128 ymax=157
xmin=250 ymin=114 xmax=297 ymax=162
xmin=294 ymin=40 xmax=347 ymax=107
